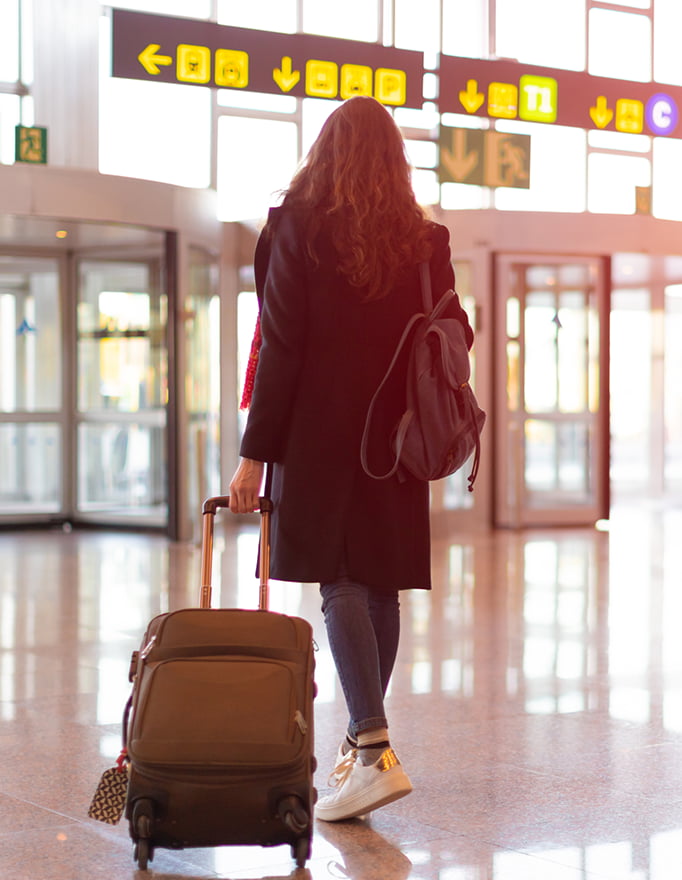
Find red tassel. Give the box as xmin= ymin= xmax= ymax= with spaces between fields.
xmin=240 ymin=314 xmax=262 ymax=410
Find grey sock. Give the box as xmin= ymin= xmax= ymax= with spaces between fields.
xmin=341 ymin=733 xmax=358 ymax=756
xmin=357 ymin=739 xmax=390 ymax=766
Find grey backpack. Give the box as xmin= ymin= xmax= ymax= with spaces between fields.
xmin=360 ymin=263 xmax=485 ymax=489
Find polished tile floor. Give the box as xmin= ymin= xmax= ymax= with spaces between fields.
xmin=1 ymin=502 xmax=682 ymax=879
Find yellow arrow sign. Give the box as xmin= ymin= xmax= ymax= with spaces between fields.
xmin=138 ymin=43 xmax=172 ymax=76
xmin=590 ymin=95 xmax=614 ymax=129
xmin=273 ymin=56 xmax=301 ymax=93
xmin=459 ymin=79 xmax=485 ymax=114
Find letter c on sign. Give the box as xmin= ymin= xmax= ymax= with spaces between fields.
xmin=646 ymin=94 xmax=679 ymax=135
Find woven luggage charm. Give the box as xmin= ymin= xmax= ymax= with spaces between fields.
xmin=88 ymin=750 xmax=128 ymax=825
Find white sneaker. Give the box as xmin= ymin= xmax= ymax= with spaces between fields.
xmin=316 ymin=748 xmax=413 ymax=822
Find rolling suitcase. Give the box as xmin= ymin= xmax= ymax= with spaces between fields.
xmin=123 ymin=495 xmax=316 ymax=871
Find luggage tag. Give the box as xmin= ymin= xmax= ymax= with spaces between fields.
xmin=88 ymin=749 xmax=128 ymax=825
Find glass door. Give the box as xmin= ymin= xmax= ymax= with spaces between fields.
xmin=75 ymin=259 xmax=167 ymax=526
xmin=0 ymin=254 xmax=64 ymax=520
xmin=494 ymin=255 xmax=609 ymax=527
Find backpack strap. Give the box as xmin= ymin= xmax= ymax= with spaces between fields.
xmin=360 ymin=311 xmax=423 ymax=480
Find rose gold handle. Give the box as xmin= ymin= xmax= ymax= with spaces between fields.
xmin=200 ymin=496 xmax=273 ymax=610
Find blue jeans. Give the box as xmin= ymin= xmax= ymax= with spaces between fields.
xmin=319 ymin=580 xmax=400 ymax=737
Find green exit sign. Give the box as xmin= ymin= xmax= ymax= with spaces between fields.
xmin=15 ymin=126 xmax=48 ymax=164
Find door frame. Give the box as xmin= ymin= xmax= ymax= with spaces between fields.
xmin=0 ymin=247 xmax=69 ymax=525
xmin=493 ymin=252 xmax=611 ymax=528
xmin=71 ymin=248 xmax=168 ymax=530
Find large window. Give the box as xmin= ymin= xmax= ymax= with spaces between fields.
xmin=0 ymin=0 xmax=20 ymax=82
xmin=0 ymin=0 xmax=32 ymax=165
xmin=588 ymin=8 xmax=651 ymax=81
xmin=98 ymin=16 xmax=212 ymax=188
xmin=496 ymin=0 xmax=586 ymax=71
xmin=217 ymin=116 xmax=298 ymax=221
xmin=654 ymin=0 xmax=682 ymax=86
xmin=217 ymin=0 xmax=297 ymax=34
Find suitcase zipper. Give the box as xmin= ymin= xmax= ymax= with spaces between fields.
xmin=294 ymin=710 xmax=308 ymax=735
xmin=140 ymin=634 xmax=157 ymax=659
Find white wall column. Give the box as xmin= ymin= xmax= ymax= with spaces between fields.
xmin=30 ymin=0 xmax=99 ymax=169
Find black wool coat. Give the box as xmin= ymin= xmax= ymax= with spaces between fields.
xmin=240 ymin=206 xmax=473 ymax=592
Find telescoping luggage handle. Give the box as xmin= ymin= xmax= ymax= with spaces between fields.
xmin=200 ymin=496 xmax=274 ymax=611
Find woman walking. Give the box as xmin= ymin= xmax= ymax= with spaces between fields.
xmin=229 ymin=95 xmax=474 ymax=822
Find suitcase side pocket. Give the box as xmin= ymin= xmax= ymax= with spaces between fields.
xmin=129 ymin=657 xmax=307 ymax=771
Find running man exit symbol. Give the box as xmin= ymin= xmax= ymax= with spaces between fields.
xmin=484 ymin=131 xmax=530 ymax=188
xmin=15 ymin=126 xmax=47 ymax=164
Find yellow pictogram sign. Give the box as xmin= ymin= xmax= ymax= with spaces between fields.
xmin=488 ymin=82 xmax=518 ymax=119
xmin=615 ymin=98 xmax=644 ymax=134
xmin=215 ymin=49 xmax=249 ymax=88
xmin=340 ymin=64 xmax=373 ymax=100
xmin=177 ymin=44 xmax=211 ymax=84
xmin=375 ymin=68 xmax=407 ymax=106
xmin=306 ymin=60 xmax=339 ymax=99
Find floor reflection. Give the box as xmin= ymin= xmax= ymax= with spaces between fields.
xmin=0 ymin=504 xmax=680 ymax=879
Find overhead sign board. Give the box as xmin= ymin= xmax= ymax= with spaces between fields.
xmin=439 ymin=126 xmax=530 ymax=188
xmin=111 ymin=9 xmax=425 ymax=108
xmin=439 ymin=55 xmax=682 ymax=139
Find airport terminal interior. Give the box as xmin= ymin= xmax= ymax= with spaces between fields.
xmin=2 ymin=0 xmax=682 ymax=877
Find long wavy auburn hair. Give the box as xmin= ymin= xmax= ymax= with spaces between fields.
xmin=281 ymin=96 xmax=434 ymax=301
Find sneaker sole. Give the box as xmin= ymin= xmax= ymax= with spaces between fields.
xmin=315 ymin=768 xmax=413 ymax=822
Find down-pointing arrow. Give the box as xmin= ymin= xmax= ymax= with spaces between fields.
xmin=440 ymin=128 xmax=481 ymax=182
xmin=273 ymin=57 xmax=300 ymax=92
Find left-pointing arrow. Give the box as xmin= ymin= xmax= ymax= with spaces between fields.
xmin=138 ymin=44 xmax=173 ymax=76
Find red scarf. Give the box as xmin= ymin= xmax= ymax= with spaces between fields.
xmin=240 ymin=314 xmax=262 ymax=410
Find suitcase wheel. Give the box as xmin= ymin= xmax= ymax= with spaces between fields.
xmin=134 ymin=838 xmax=152 ymax=872
xmin=278 ymin=795 xmax=309 ymax=835
xmin=292 ymin=836 xmax=311 ymax=868
xmin=131 ymin=798 xmax=155 ymax=871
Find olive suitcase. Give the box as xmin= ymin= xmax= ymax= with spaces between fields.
xmin=123 ymin=496 xmax=316 ymax=870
